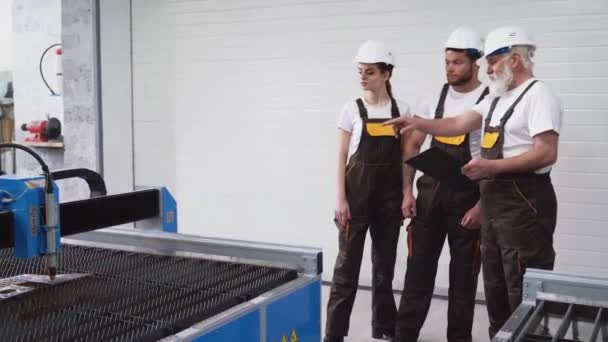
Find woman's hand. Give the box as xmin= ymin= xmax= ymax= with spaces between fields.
xmin=335 ymin=198 xmax=351 ymax=229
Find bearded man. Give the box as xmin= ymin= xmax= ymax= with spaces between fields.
xmin=387 ymin=26 xmax=562 ymax=340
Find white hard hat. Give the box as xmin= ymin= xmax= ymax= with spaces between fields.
xmin=444 ymin=26 xmax=484 ymax=56
xmin=353 ymin=40 xmax=395 ymax=66
xmin=484 ymin=26 xmax=536 ymax=57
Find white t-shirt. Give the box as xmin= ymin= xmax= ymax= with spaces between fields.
xmin=472 ymin=78 xmax=563 ymax=173
xmin=337 ymin=97 xmax=410 ymax=160
xmin=417 ymin=84 xmax=488 ymax=157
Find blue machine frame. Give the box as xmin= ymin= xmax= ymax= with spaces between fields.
xmin=132 ymin=186 xmax=178 ymax=233
xmin=0 ymin=175 xmax=61 ymax=258
xmin=0 ymin=175 xmax=178 ymax=258
xmin=182 ymin=276 xmax=321 ymax=342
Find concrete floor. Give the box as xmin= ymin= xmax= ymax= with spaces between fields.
xmin=321 ymin=285 xmax=490 ymax=341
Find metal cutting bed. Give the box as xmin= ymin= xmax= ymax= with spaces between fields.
xmin=0 ymin=245 xmax=298 ymax=341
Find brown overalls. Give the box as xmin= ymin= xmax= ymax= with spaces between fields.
xmin=395 ymin=84 xmax=488 ymax=342
xmin=326 ymin=98 xmax=404 ymax=338
xmin=479 ymin=80 xmax=557 ymax=338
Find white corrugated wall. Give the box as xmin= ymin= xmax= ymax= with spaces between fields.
xmin=130 ymin=0 xmax=608 ymax=291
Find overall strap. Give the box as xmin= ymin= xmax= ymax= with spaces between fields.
xmin=434 ymin=83 xmax=450 ymax=119
xmin=390 ymin=97 xmax=400 ymax=118
xmin=476 ymin=86 xmax=490 ymax=104
xmin=499 ymin=80 xmax=538 ymax=126
xmin=355 ymin=98 xmax=368 ymax=119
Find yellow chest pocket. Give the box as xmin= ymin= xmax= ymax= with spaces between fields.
xmin=366 ymin=122 xmax=395 ymax=136
xmin=482 ymin=131 xmax=500 ymax=148
xmin=434 ymin=135 xmax=466 ymax=146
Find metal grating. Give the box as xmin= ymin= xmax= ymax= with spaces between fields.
xmin=0 ymin=244 xmax=298 ymax=341
xmin=516 ymin=300 xmax=608 ymax=342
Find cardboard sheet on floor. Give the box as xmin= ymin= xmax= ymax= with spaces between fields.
xmin=405 ymin=147 xmax=476 ymax=189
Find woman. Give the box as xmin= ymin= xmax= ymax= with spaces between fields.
xmin=325 ymin=40 xmax=410 ymax=342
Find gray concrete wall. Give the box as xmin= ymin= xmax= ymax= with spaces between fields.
xmin=60 ymin=0 xmax=101 ymax=201
xmin=13 ymin=0 xmax=101 ymax=203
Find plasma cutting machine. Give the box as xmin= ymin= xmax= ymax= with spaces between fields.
xmin=0 ymin=143 xmax=322 ymax=342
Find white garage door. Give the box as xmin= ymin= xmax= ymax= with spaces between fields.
xmin=131 ymin=0 xmax=608 ymax=292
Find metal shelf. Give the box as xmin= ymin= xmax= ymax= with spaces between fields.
xmin=19 ymin=140 xmax=65 ymax=149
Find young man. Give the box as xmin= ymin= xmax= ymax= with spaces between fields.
xmin=394 ymin=27 xmax=488 ymax=342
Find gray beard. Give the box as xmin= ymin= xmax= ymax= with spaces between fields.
xmin=489 ymin=67 xmax=513 ymax=97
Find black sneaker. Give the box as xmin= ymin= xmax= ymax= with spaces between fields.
xmin=372 ymin=327 xmax=395 ymax=340
xmin=323 ymin=335 xmax=344 ymax=342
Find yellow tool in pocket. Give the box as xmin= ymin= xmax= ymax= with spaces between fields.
xmin=366 ymin=122 xmax=395 ymax=136
xmin=481 ymin=131 xmax=500 ymax=148
xmin=434 ymin=134 xmax=466 ymax=146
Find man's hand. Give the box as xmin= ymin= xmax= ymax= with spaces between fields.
xmin=401 ymin=190 xmax=417 ymax=218
xmin=462 ymin=157 xmax=496 ymax=180
xmin=460 ymin=202 xmax=481 ymax=230
xmin=384 ymin=116 xmax=419 ymax=137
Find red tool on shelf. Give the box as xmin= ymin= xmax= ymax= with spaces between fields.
xmin=21 ymin=117 xmax=61 ymax=142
